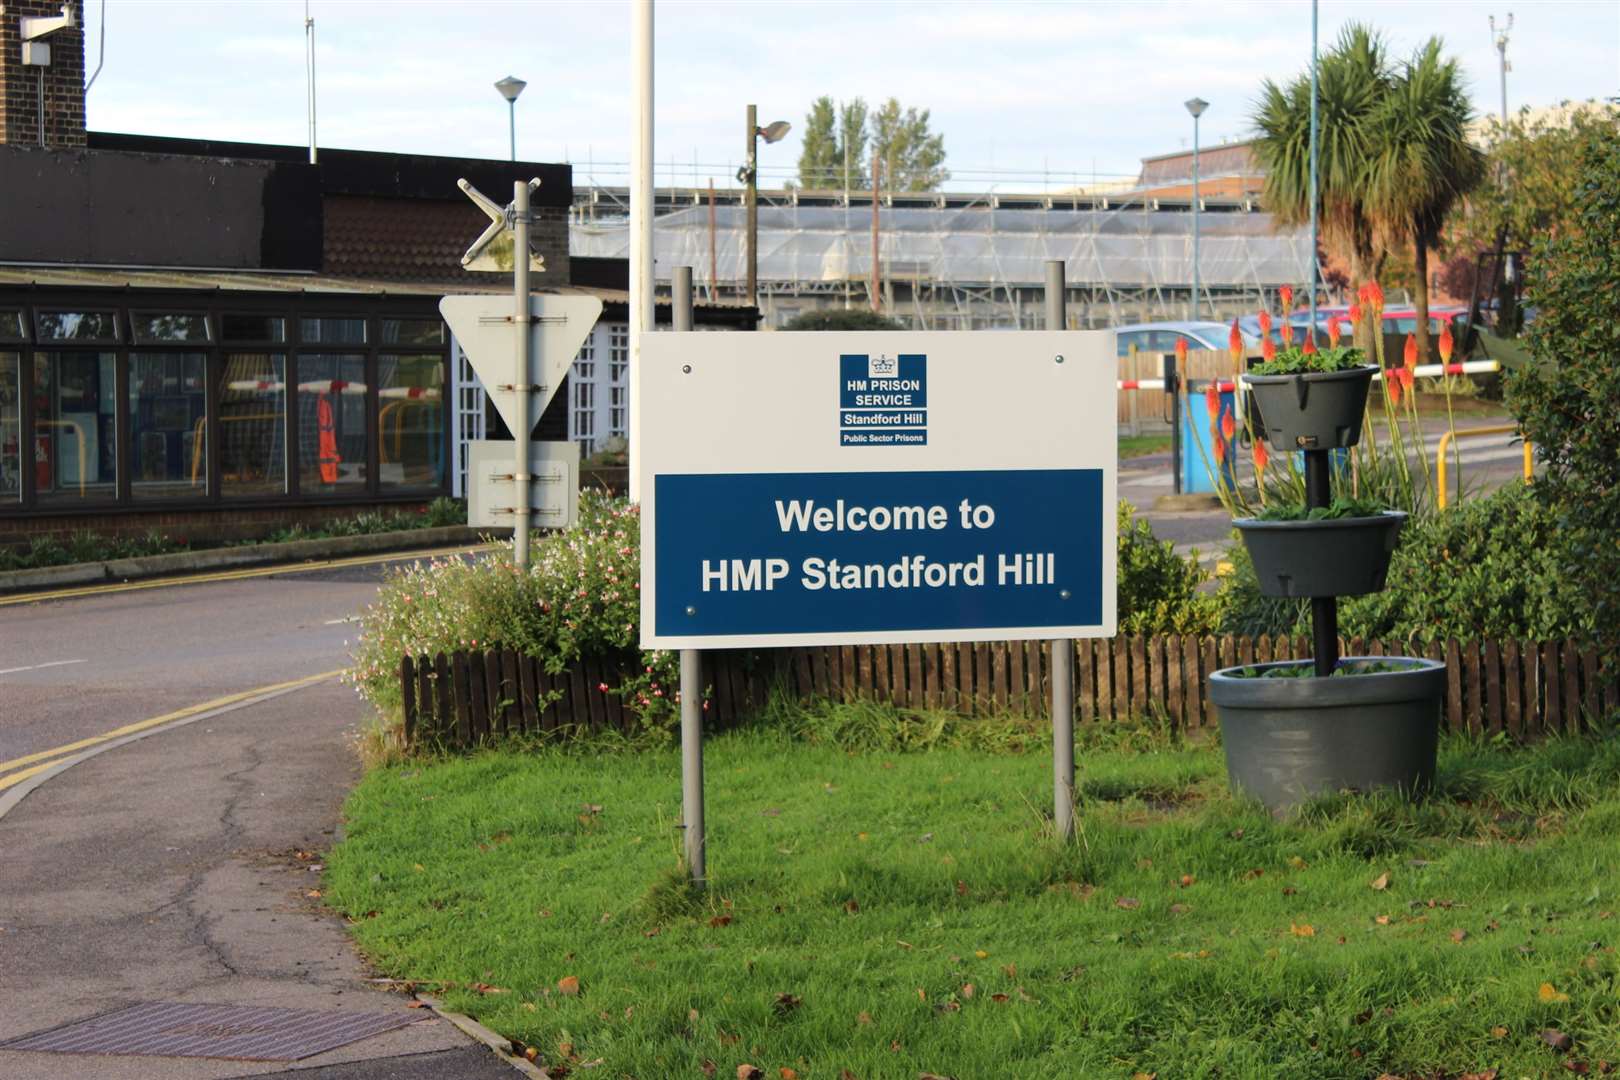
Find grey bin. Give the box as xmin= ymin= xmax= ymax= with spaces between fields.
xmin=1210 ymin=658 xmax=1445 ymax=812
xmin=1235 ymin=512 xmax=1405 ymax=597
xmin=1245 ymin=366 xmax=1375 ymax=451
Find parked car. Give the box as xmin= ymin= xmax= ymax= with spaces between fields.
xmin=1113 ymin=321 xmax=1236 ymax=358
xmin=1237 ymin=305 xmax=1469 ymax=348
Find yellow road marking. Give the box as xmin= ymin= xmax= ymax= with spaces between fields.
xmin=0 ymin=544 xmax=494 ymax=608
xmin=0 ymin=669 xmax=346 ymax=784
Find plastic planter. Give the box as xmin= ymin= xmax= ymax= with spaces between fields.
xmin=1244 ymin=366 xmax=1375 ymax=451
xmin=1234 ymin=511 xmax=1406 ymax=597
xmin=1209 ymin=658 xmax=1445 ymax=812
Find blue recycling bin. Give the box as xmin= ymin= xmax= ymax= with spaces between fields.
xmin=1181 ymin=386 xmax=1237 ymax=493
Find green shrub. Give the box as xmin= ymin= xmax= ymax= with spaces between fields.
xmin=350 ymin=492 xmax=678 ymax=735
xmin=422 ymin=496 xmax=466 ymax=527
xmin=780 ymin=308 xmax=904 ymax=331
xmin=1116 ymin=501 xmax=1222 ymax=635
xmin=1509 ymin=119 xmax=1620 ymax=651
xmin=1219 ymin=483 xmax=1593 ymax=644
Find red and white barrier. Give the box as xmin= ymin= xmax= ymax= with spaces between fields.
xmin=1115 ymin=360 xmax=1498 ymax=392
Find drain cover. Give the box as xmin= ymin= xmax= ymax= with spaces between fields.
xmin=0 ymin=1001 xmax=420 ymax=1061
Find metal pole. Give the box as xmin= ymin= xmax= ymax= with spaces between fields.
xmin=508 ymin=99 xmax=516 ymax=162
xmin=628 ymin=0 xmax=653 ymax=502
xmin=1308 ymin=0 xmax=1320 ymax=335
xmin=305 ymin=2 xmax=318 ymax=165
xmin=746 ymin=104 xmax=758 ymax=308
xmin=1044 ymin=260 xmax=1075 ymax=841
xmin=1305 ymin=449 xmax=1338 ymax=676
xmin=672 ymin=266 xmax=704 ymax=884
xmin=870 ymin=156 xmax=881 ymax=313
xmin=512 ymin=181 xmax=532 ymax=570
xmin=1190 ymin=115 xmax=1200 ymax=321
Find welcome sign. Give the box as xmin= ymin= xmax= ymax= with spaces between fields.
xmin=638 ymin=331 xmax=1116 ymax=649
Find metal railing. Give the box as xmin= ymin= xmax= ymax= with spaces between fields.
xmin=1436 ymin=423 xmax=1534 ymax=509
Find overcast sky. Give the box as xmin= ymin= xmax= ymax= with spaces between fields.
xmin=89 ymin=1 xmax=1618 ymax=193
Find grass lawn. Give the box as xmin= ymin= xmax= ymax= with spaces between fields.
xmin=1119 ymin=434 xmax=1173 ymax=459
xmin=326 ymin=718 xmax=1620 ymax=1080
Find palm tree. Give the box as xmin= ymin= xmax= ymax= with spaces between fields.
xmin=1365 ymin=39 xmax=1485 ymax=361
xmin=1253 ymin=23 xmax=1392 ymax=341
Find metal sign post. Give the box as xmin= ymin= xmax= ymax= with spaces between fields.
xmin=512 ymin=180 xmax=533 ymax=567
xmin=1044 ymin=260 xmax=1076 ymax=841
xmin=671 ymin=266 xmax=704 ymax=883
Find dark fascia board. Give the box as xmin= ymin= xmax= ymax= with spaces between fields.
xmin=86 ymin=131 xmax=571 ymax=207
xmin=597 ymin=299 xmax=759 ymax=330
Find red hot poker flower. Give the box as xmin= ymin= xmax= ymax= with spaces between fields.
xmin=1348 ymin=302 xmax=1363 ymax=328
xmin=1366 ymin=280 xmax=1385 ymax=313
xmin=1205 ymin=380 xmax=1220 ymax=416
xmin=1327 ymin=315 xmax=1343 ymax=347
xmin=1302 ymin=335 xmax=1318 ymax=355
xmin=1262 ymin=338 xmax=1277 ymax=363
xmin=1280 ymin=285 xmax=1294 ymax=309
xmin=1398 ymin=366 xmax=1414 ymax=389
xmin=1280 ymin=321 xmax=1294 ymax=346
xmin=1220 ymin=406 xmax=1236 ymax=442
xmin=1175 ymin=336 xmax=1189 ymax=365
xmin=1258 ymin=311 xmax=1273 ymax=336
xmin=1403 ymin=333 xmax=1418 ymax=372
xmin=1386 ymin=370 xmax=1403 ymax=407
xmin=1253 ymin=438 xmax=1269 ymax=472
xmin=1228 ymin=319 xmax=1244 ymax=365
xmin=1438 ymin=324 xmax=1455 ymax=363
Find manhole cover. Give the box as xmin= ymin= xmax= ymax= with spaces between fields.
xmin=0 ymin=1001 xmax=420 ymax=1061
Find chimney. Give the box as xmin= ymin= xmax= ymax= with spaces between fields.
xmin=0 ymin=1 xmax=87 ymax=148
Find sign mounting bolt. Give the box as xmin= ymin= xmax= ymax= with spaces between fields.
xmin=1059 ymin=589 xmax=1071 ymax=600
xmin=1054 ymin=354 xmax=1065 ymax=364
xmin=682 ymin=364 xmax=692 ymax=374
xmin=685 ymin=605 xmax=697 ymax=616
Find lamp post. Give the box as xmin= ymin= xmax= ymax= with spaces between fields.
xmin=1184 ymin=97 xmax=1208 ymax=320
xmin=739 ymin=105 xmax=791 ymax=308
xmin=495 ymin=76 xmax=526 ymax=162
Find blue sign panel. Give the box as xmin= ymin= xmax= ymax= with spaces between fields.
xmin=654 ymin=468 xmax=1103 ymax=639
xmin=839 ymin=353 xmax=927 ymax=446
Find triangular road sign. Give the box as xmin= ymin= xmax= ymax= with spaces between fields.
xmin=440 ymin=294 xmax=604 ymax=435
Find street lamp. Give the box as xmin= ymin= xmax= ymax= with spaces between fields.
xmin=495 ymin=76 xmax=527 ymax=162
xmin=738 ymin=104 xmax=791 ymax=308
xmin=1184 ymin=96 xmax=1208 ymax=320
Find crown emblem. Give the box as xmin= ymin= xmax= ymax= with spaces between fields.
xmin=868 ymin=354 xmax=897 ymax=377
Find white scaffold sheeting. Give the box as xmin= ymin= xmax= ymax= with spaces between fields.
xmin=571 ymin=203 xmax=1313 ymax=290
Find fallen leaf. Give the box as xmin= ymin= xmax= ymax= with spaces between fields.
xmin=955 ymin=880 xmax=969 ymax=896
xmin=1115 ymin=897 xmax=1141 ymax=910
xmin=961 ymin=983 xmax=975 ymax=999
xmin=1563 ymin=1063 xmax=1590 ymax=1075
xmin=856 ymin=1011 xmax=872 ymax=1026
xmin=916 ymin=988 xmax=927 ymax=1001
xmin=780 ymin=1070 xmax=799 ymax=1080
xmin=973 ymin=950 xmax=988 ymax=959
xmin=737 ymin=1066 xmax=763 ymax=1080
xmin=538 ymin=909 xmax=553 ymax=919
xmin=1459 ymin=1071 xmax=1499 ymax=1080
xmin=1543 ymin=1030 xmax=1575 ymax=1051
xmin=709 ymin=914 xmax=733 ymax=928
xmin=1451 ymin=929 xmax=1469 ymax=943
xmin=839 ymin=1072 xmax=858 ymax=1080
xmin=644 ymin=926 xmax=661 ymax=938
xmin=469 ymin=982 xmax=509 ymax=995
xmin=1230 ymin=828 xmax=1245 ymax=839
xmin=1281 ymin=887 xmax=1298 ymax=897
xmin=920 ymin=1074 xmax=957 ymax=1080
xmin=1541 ymin=982 xmax=1571 ymax=1003
xmin=889 ymin=1040 xmax=901 ymax=1052
xmin=406 ymin=1001 xmax=427 ymax=1009
xmin=701 ymin=1060 xmax=717 ymax=1078
xmin=772 ymin=993 xmax=801 ymax=1016
xmin=844 ymin=900 xmax=860 ymax=915
xmin=1370 ymin=873 xmax=1390 ymax=891
xmin=1132 ymin=1073 xmax=1158 ymax=1080
xmin=990 ymin=993 xmax=1010 ymax=1003
xmin=1491 ymin=1026 xmax=1509 ymax=1038
xmin=1002 ymin=963 xmax=1017 ymax=979
xmin=934 ymin=1001 xmax=961 ymax=1014
xmin=305 ymin=889 xmax=322 ymax=899
xmin=557 ymin=976 xmax=580 ymax=996
xmin=1241 ymin=868 xmax=1265 ymax=881
xmin=1169 ymin=903 xmax=1191 ymax=915
xmin=1287 ymin=856 xmax=1308 ymax=870
xmin=1179 ymin=874 xmax=1196 ymax=888
xmin=1290 ymin=923 xmax=1315 ymax=937
xmin=525 ymin=1047 xmax=539 ymax=1062
xmin=1375 ymin=915 xmax=1391 ymax=926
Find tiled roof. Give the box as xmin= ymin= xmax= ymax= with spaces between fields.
xmin=321 ymin=195 xmax=568 ymax=285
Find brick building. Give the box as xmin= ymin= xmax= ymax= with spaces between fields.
xmin=0 ymin=2 xmax=753 ymax=544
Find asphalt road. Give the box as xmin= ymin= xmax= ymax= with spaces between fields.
xmin=0 ymin=555 xmax=449 ymax=769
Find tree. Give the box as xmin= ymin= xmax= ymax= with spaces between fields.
xmin=1254 ymin=22 xmax=1393 ymax=327
xmin=1507 ymin=121 xmax=1620 ymax=651
xmin=796 ymin=98 xmax=875 ymax=190
xmin=869 ymin=98 xmax=949 ymax=192
xmin=1364 ymin=38 xmax=1484 ymax=360
xmin=796 ymin=97 xmax=840 ymax=190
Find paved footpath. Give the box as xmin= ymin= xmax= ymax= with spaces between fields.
xmin=0 ymin=567 xmax=518 ymax=1078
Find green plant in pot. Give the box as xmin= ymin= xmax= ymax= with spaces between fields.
xmin=1211 ymin=304 xmax=1446 ymax=812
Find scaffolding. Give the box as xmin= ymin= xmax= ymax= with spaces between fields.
xmin=570 ymin=189 xmax=1315 ymax=329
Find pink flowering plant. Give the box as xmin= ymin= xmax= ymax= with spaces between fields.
xmin=348 ymin=492 xmax=681 ymax=740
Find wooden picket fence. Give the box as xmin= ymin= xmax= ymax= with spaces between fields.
xmin=399 ymin=634 xmax=1617 ymax=748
